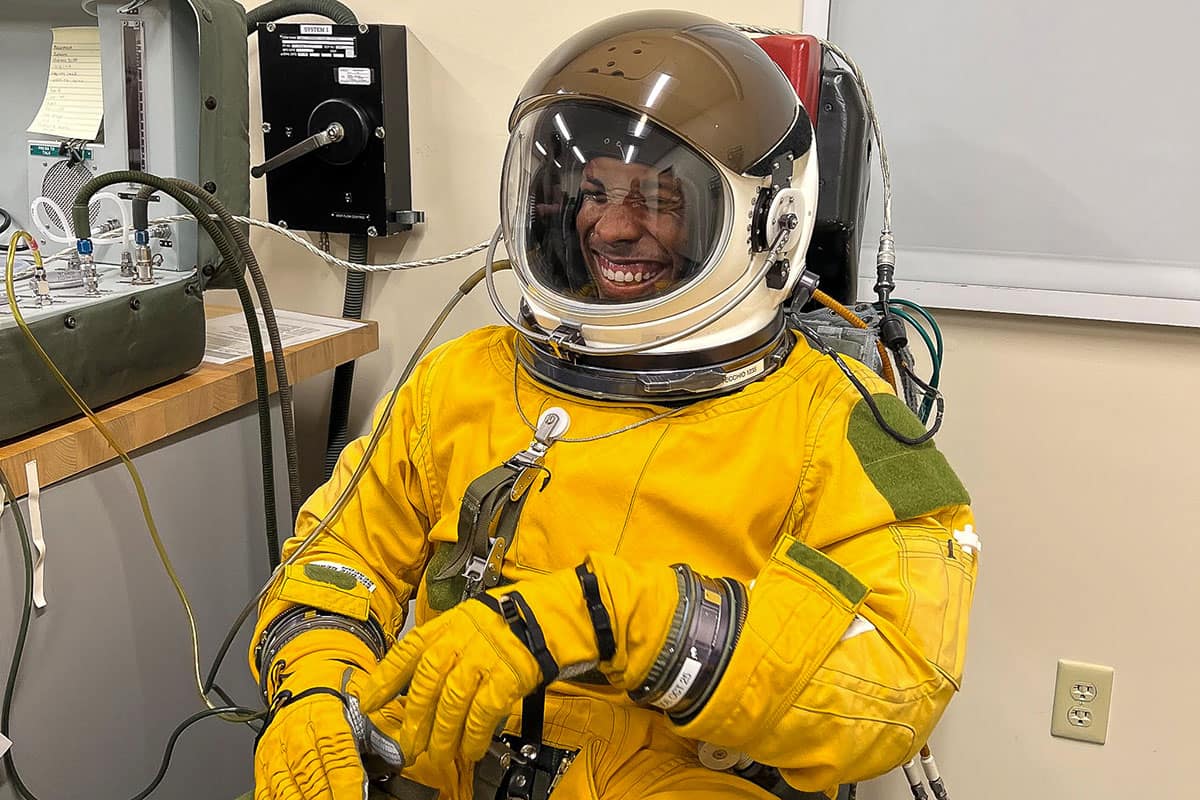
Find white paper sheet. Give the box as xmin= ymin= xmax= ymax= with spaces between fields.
xmin=204 ymin=309 xmax=366 ymax=365
xmin=27 ymin=27 xmax=104 ymax=140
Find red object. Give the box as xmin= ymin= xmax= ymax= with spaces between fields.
xmin=754 ymin=34 xmax=823 ymax=121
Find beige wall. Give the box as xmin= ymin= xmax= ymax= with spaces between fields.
xmin=237 ymin=2 xmax=1200 ymax=797
xmin=859 ymin=312 xmax=1200 ymax=799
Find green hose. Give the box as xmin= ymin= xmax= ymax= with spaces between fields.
xmin=154 ymin=179 xmax=303 ymax=523
xmin=73 ymin=170 xmax=280 ymax=568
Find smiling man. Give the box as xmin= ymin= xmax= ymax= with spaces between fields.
xmin=512 ymin=97 xmax=725 ymax=312
xmin=249 ymin=11 xmax=976 ymax=800
xmin=577 ymin=158 xmax=688 ymax=302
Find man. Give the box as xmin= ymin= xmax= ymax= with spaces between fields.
xmin=251 ymin=11 xmax=977 ymax=800
xmin=575 ymin=158 xmax=689 ymax=302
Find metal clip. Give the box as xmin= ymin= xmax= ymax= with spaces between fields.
xmin=463 ymin=536 xmax=508 ymax=597
xmin=547 ymin=324 xmax=583 ymax=360
xmin=506 ymin=408 xmax=570 ymax=499
xmin=482 ymin=535 xmax=507 ymax=590
xmin=458 ymin=534 xmax=506 ymax=597
xmin=508 ymin=407 xmax=570 ymax=470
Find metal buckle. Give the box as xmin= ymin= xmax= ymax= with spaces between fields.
xmin=462 ymin=536 xmax=507 ymax=597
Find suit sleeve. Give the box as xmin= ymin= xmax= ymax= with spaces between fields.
xmin=248 ymin=346 xmax=448 ymax=685
xmin=671 ymin=370 xmax=977 ymax=791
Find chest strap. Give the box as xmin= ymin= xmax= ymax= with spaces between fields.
xmin=427 ymin=408 xmax=569 ymax=606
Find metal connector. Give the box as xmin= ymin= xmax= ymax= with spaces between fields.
xmin=80 ymin=253 xmax=100 ymax=296
xmin=132 ymin=244 xmax=156 ymax=285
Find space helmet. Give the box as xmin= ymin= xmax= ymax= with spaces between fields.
xmin=495 ymin=10 xmax=818 ymax=401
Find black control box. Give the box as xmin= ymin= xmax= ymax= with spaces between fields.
xmin=256 ymin=23 xmax=420 ymax=236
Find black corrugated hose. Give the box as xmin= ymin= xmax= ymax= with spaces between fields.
xmin=245 ymin=0 xmax=357 ymax=33
xmin=323 ymin=235 xmax=368 ymax=480
xmin=72 ymin=171 xmax=280 ymax=568
xmin=244 ymin=0 xmax=363 ymax=487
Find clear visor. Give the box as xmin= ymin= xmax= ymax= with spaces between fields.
xmin=502 ymin=101 xmax=726 ymax=307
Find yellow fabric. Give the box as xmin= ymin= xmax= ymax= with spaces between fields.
xmin=251 ymin=325 xmax=976 ymax=798
xmin=274 ymin=563 xmax=373 ymax=622
xmin=254 ymin=631 xmax=378 ymax=800
xmin=356 ymin=558 xmax=680 ymax=773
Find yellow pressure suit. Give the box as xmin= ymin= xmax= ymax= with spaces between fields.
xmin=251 ymin=325 xmax=976 ymax=799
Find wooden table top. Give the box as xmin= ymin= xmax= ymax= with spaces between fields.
xmin=0 ymin=304 xmax=378 ymax=498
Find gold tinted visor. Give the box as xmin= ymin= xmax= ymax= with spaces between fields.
xmin=510 ymin=10 xmax=801 ymax=175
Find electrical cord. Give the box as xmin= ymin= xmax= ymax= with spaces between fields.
xmin=888 ymin=308 xmax=939 ymax=370
xmin=1 ymin=440 xmax=263 ymax=800
xmin=202 ymin=261 xmax=515 ymax=695
xmin=887 ymin=300 xmax=942 ymax=422
xmin=887 ymin=307 xmax=939 ymax=423
xmin=39 ymin=213 xmax=490 ymax=272
xmin=238 ymin=217 xmax=488 ymax=272
xmin=796 ymin=320 xmax=943 ymax=445
xmin=0 ymin=467 xmax=37 ymax=800
xmin=812 ymin=288 xmax=897 ymax=389
xmin=4 ymin=230 xmax=240 ymax=713
xmin=889 ymin=297 xmax=943 ymax=362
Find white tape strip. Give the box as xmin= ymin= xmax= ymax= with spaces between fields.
xmin=0 ymin=731 xmax=11 ymax=758
xmin=25 ymin=460 xmax=47 ymax=609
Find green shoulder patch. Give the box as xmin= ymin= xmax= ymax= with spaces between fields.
xmin=303 ymin=563 xmax=358 ymax=591
xmin=847 ymin=394 xmax=970 ymax=520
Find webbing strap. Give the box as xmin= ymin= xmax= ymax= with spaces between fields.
xmin=430 ymin=465 xmax=519 ymax=582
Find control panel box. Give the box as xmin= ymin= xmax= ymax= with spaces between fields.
xmin=256 ymin=23 xmax=418 ymax=236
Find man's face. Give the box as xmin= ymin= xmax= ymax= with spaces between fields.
xmin=576 ymin=157 xmax=689 ymax=302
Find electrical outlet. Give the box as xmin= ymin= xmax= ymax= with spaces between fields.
xmin=1051 ymin=660 xmax=1114 ymax=744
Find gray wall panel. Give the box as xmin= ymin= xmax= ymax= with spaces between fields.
xmin=0 ymin=401 xmax=286 ymax=800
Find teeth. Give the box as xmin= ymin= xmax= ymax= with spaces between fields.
xmin=599 ymin=258 xmax=656 ymax=284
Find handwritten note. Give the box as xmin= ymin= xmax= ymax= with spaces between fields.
xmin=27 ymin=27 xmax=104 ymax=140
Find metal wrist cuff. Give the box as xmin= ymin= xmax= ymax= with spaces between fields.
xmin=255 ymin=606 xmax=387 ymax=700
xmin=627 ymin=565 xmax=747 ymax=718
xmin=628 ymin=564 xmax=696 ymax=705
xmin=669 ymin=577 xmax=748 ymax=724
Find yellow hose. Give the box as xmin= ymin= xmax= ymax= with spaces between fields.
xmin=812 ymin=288 xmax=897 ymax=389
xmin=4 ymin=232 xmax=245 ymax=717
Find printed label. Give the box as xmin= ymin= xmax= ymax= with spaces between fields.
xmin=337 ymin=67 xmax=373 ymax=86
xmin=280 ymin=34 xmax=357 ymax=59
xmin=721 ymin=360 xmax=766 ymax=387
xmin=311 ymin=560 xmax=377 ymax=592
xmin=300 ymin=24 xmax=333 ymax=35
xmin=29 ymin=144 xmax=92 ymax=159
xmin=651 ymin=657 xmax=703 ymax=710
